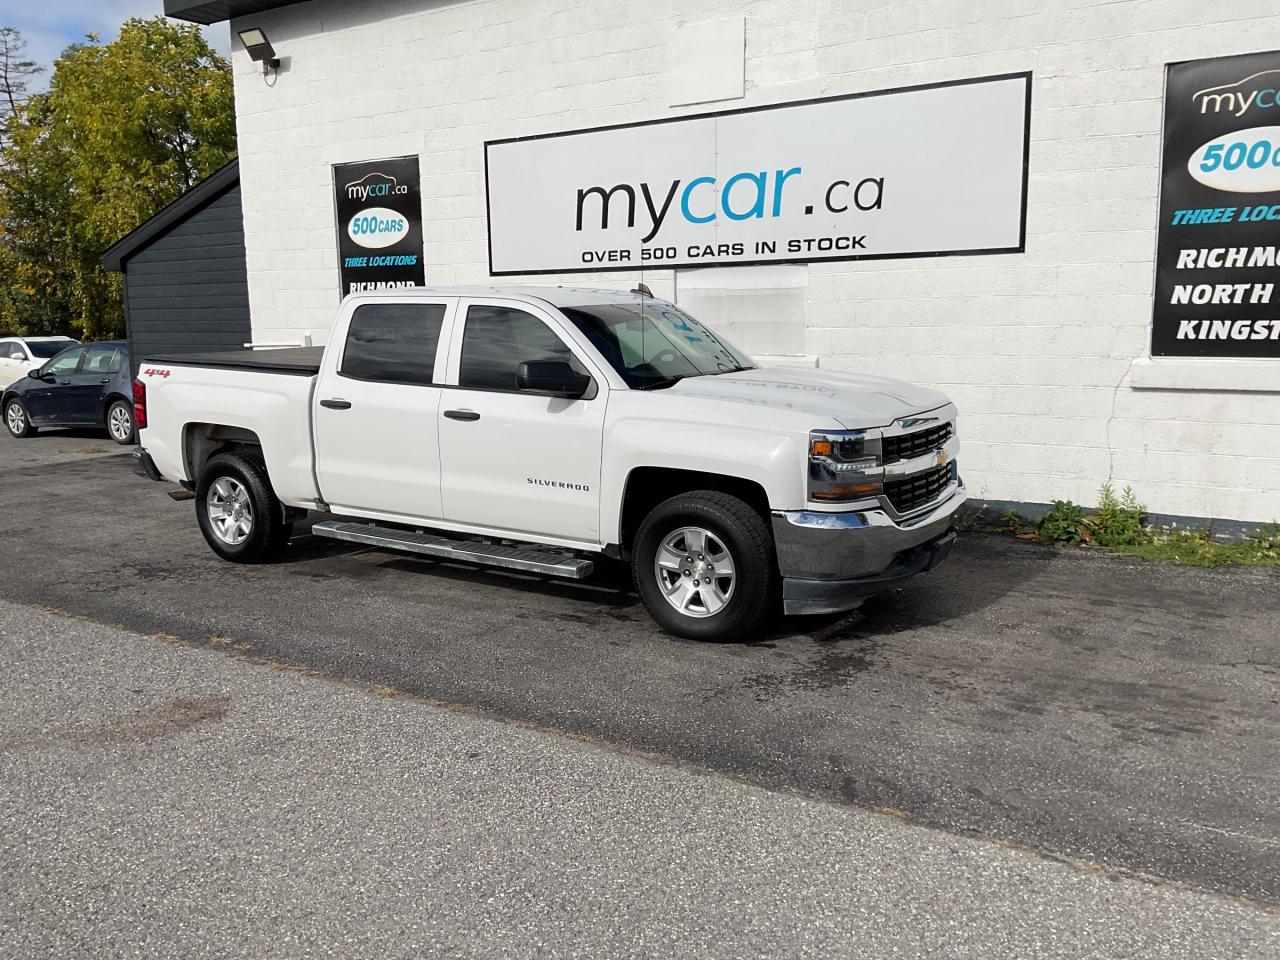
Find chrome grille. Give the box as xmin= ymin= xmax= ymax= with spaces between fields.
xmin=883 ymin=422 xmax=952 ymax=465
xmin=884 ymin=463 xmax=954 ymax=514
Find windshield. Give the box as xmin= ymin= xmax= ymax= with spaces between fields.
xmin=27 ymin=340 xmax=78 ymax=359
xmin=560 ymin=301 xmax=754 ymax=389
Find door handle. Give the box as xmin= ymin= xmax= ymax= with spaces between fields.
xmin=443 ymin=409 xmax=480 ymax=422
xmin=99 ymin=378 xmax=112 ymax=384
xmin=320 ymin=398 xmax=352 ymax=410
xmin=58 ymin=379 xmax=70 ymax=385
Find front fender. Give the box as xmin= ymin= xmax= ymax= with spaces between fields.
xmin=599 ymin=416 xmax=807 ymax=544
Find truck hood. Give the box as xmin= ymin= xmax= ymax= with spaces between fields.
xmin=664 ymin=367 xmax=951 ymax=430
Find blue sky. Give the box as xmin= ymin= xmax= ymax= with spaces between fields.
xmin=3 ymin=0 xmax=230 ymax=90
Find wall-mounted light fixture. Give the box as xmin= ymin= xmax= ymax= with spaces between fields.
xmin=237 ymin=28 xmax=280 ymax=75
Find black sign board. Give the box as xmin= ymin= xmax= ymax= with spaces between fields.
xmin=332 ymin=155 xmax=425 ymax=297
xmin=1153 ymin=51 xmax=1280 ymax=358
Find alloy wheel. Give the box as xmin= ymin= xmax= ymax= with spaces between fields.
xmin=207 ymin=476 xmax=254 ymax=545
xmin=108 ymin=405 xmax=132 ymax=441
xmin=5 ymin=402 xmax=25 ymax=436
xmin=653 ymin=525 xmax=737 ymax=618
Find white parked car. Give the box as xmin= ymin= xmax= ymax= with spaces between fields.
xmin=0 ymin=336 xmax=79 ymax=385
xmin=132 ymin=287 xmax=964 ymax=640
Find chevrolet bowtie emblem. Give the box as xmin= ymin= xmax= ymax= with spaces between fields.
xmin=936 ymin=450 xmax=951 ymax=467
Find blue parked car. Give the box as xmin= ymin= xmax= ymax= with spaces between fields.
xmin=3 ymin=341 xmax=137 ymax=444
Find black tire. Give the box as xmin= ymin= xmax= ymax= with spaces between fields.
xmin=4 ymin=397 xmax=35 ymax=439
xmin=631 ymin=491 xmax=778 ymax=641
xmin=105 ymin=399 xmax=135 ymax=445
xmin=195 ymin=451 xmax=291 ymax=563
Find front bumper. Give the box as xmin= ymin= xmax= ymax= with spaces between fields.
xmin=771 ymin=480 xmax=965 ymax=616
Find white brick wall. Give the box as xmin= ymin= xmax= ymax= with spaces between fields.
xmin=231 ymin=0 xmax=1280 ymax=523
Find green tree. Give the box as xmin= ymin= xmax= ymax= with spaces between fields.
xmin=0 ymin=18 xmax=236 ymax=339
xmin=0 ymin=93 xmax=73 ymax=334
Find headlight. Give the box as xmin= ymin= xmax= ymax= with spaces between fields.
xmin=808 ymin=429 xmax=883 ymax=502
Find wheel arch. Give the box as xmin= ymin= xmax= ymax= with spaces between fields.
xmin=194 ymin=445 xmax=293 ymax=563
xmin=183 ymin=422 xmax=266 ymax=483
xmin=616 ymin=466 xmax=771 ymax=558
xmin=102 ymin=392 xmax=132 ymax=419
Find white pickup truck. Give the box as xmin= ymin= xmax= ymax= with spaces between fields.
xmin=134 ymin=286 xmax=963 ymax=640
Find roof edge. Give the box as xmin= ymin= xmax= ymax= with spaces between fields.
xmin=164 ymin=0 xmax=309 ymax=25
xmin=102 ymin=158 xmax=240 ymax=272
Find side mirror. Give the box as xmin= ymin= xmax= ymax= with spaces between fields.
xmin=27 ymin=368 xmax=43 ymax=380
xmin=516 ymin=359 xmax=591 ymax=398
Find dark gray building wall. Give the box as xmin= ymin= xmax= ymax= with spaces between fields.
xmin=123 ymin=183 xmax=251 ymax=361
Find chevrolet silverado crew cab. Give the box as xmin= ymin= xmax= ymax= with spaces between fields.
xmin=134 ymin=286 xmax=963 ymax=641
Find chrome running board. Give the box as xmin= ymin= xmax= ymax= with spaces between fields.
xmin=311 ymin=520 xmax=594 ymax=579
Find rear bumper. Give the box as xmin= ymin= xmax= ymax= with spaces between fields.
xmin=771 ymin=481 xmax=965 ymax=616
xmin=132 ymin=447 xmax=165 ymax=482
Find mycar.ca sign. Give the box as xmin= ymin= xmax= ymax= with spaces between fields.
xmin=484 ymin=74 xmax=1031 ymax=275
xmin=333 ymin=155 xmax=425 ymax=296
xmin=1153 ymin=51 xmax=1280 ymax=358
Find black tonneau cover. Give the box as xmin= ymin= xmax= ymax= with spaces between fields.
xmin=144 ymin=346 xmax=324 ymax=376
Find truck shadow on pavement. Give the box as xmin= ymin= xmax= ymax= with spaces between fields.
xmin=275 ymin=524 xmax=642 ymax=613
xmin=279 ymin=520 xmax=1058 ymax=648
xmin=710 ymin=535 xmax=1084 ymax=705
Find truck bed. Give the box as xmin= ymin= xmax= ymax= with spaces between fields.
xmin=143 ymin=347 xmax=323 ymax=376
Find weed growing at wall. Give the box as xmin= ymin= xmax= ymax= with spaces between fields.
xmin=1108 ymin=525 xmax=1280 ymax=567
xmin=1087 ymin=484 xmax=1147 ymax=547
xmin=975 ymin=488 xmax=1280 ymax=567
xmin=1035 ymin=501 xmax=1087 ymax=546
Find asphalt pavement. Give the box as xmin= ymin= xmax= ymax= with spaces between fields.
xmin=2 ymin=600 xmax=1277 ymax=959
xmin=1 ymin=428 xmax=1278 ymax=956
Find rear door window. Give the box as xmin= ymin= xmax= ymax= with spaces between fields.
xmin=458 ymin=305 xmax=588 ymax=393
xmin=82 ymin=345 xmax=123 ymax=375
xmin=339 ymin=302 xmax=446 ymax=386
